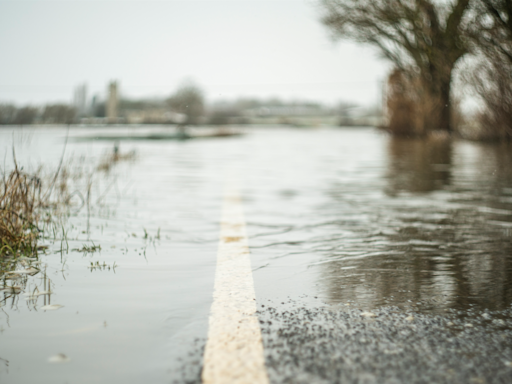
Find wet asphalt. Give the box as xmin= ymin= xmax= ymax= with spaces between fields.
xmin=259 ymin=300 xmax=512 ymax=384
xmin=175 ymin=298 xmax=512 ymax=384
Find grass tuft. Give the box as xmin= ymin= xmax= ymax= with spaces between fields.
xmin=0 ymin=166 xmax=43 ymax=258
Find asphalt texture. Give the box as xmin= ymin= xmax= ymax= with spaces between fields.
xmin=174 ymin=299 xmax=512 ymax=384
xmin=258 ymin=300 xmax=512 ymax=384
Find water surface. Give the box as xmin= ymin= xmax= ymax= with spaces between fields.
xmin=1 ymin=126 xmax=511 ymax=382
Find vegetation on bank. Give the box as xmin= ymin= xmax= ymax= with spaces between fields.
xmin=0 ymin=165 xmax=54 ymax=299
xmin=319 ymin=0 xmax=512 ymax=141
xmin=0 ymin=144 xmax=138 ymax=303
xmin=466 ymin=0 xmax=512 ymax=141
xmin=0 ymin=103 xmax=76 ymax=125
xmin=0 ymin=145 xmax=135 ymax=261
xmin=0 ymin=166 xmax=43 ymax=258
xmin=0 ymin=96 xmax=379 ymax=128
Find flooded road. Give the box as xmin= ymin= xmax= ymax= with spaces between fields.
xmin=1 ymin=126 xmax=512 ymax=383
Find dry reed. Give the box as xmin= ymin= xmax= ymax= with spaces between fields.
xmin=385 ymin=69 xmax=422 ymax=136
xmin=0 ymin=166 xmax=43 ymax=257
xmin=96 ymin=144 xmax=136 ymax=172
xmin=385 ymin=68 xmax=463 ymax=137
xmin=1 ymin=143 xmax=136 ymax=260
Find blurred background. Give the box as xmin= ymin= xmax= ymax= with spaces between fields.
xmin=0 ymin=0 xmax=388 ymax=127
xmin=1 ymin=0 xmax=510 ymax=141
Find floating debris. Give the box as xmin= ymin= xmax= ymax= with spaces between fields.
xmin=0 ymin=286 xmax=21 ymax=294
xmin=48 ymin=353 xmax=70 ymax=363
xmin=88 ymin=260 xmax=116 ymax=272
xmin=24 ymin=291 xmax=51 ymax=299
xmin=4 ymin=274 xmax=23 ymax=281
xmin=6 ymin=267 xmax=39 ymax=276
xmin=41 ymin=304 xmax=63 ymax=311
xmin=72 ymin=244 xmax=101 ymax=253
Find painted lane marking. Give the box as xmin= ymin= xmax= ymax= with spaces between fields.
xmin=202 ymin=182 xmax=269 ymax=384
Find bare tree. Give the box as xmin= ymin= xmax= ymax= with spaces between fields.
xmin=474 ymin=0 xmax=512 ymax=63
xmin=13 ymin=106 xmax=38 ymax=125
xmin=0 ymin=104 xmax=17 ymax=125
xmin=42 ymin=104 xmax=76 ymax=124
xmin=167 ymin=82 xmax=205 ymax=128
xmin=319 ymin=0 xmax=473 ymax=133
xmin=469 ymin=56 xmax=512 ymax=140
xmin=464 ymin=0 xmax=512 ymax=141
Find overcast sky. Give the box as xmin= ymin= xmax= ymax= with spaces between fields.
xmin=0 ymin=0 xmax=390 ymax=106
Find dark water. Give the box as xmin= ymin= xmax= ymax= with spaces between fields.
xmin=1 ymin=126 xmax=511 ymax=382
xmin=245 ymin=131 xmax=512 ymax=315
xmin=334 ymin=139 xmax=512 ymax=312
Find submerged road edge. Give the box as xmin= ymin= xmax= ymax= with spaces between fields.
xmin=201 ymin=181 xmax=269 ymax=384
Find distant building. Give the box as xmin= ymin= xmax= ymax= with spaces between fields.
xmin=106 ymin=81 xmax=118 ymax=123
xmin=124 ymin=109 xmax=184 ymax=124
xmin=90 ymin=95 xmax=99 ymax=116
xmin=73 ymin=83 xmax=88 ymax=117
xmin=242 ymin=103 xmax=338 ymax=126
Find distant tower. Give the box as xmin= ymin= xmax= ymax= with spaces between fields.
xmin=107 ymin=81 xmax=118 ymax=123
xmin=90 ymin=95 xmax=99 ymax=117
xmin=73 ymin=83 xmax=88 ymax=117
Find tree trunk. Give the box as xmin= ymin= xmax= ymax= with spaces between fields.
xmin=422 ymin=69 xmax=453 ymax=133
xmin=439 ymin=81 xmax=452 ymax=133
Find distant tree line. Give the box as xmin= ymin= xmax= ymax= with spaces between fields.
xmin=319 ymin=0 xmax=512 ymax=141
xmin=0 ymin=81 xmax=380 ymax=127
xmin=120 ymin=82 xmax=365 ymax=126
xmin=0 ymin=103 xmax=76 ymax=125
xmin=1 ymin=94 xmax=369 ymax=127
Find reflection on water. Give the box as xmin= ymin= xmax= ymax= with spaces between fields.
xmin=1 ymin=127 xmax=224 ymax=384
xmin=385 ymin=136 xmax=452 ymax=195
xmin=1 ymin=258 xmax=56 ymax=312
xmin=2 ymin=128 xmax=511 ymax=319
xmin=318 ymin=138 xmax=512 ymax=314
xmin=238 ymin=129 xmax=512 ymax=317
xmin=1 ymin=126 xmax=512 ymax=382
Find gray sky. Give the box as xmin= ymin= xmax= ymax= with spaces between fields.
xmin=0 ymin=0 xmax=389 ymax=106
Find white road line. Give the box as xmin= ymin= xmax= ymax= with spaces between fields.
xmin=202 ymin=181 xmax=269 ymax=384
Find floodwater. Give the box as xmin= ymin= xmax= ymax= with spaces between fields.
xmin=1 ymin=126 xmax=512 ymax=383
